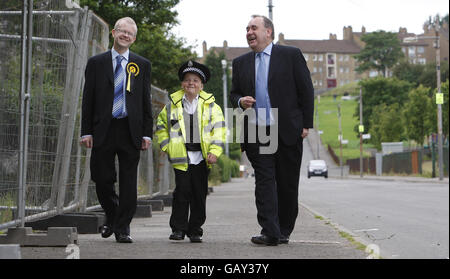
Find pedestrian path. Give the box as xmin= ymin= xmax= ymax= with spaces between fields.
xmin=20 ymin=177 xmax=368 ymax=259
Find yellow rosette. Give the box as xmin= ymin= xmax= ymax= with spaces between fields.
xmin=126 ymin=62 xmax=140 ymax=92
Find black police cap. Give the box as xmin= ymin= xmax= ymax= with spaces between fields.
xmin=178 ymin=60 xmax=211 ymax=84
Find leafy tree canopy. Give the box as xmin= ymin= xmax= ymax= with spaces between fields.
xmin=354 ymin=31 xmax=404 ymax=77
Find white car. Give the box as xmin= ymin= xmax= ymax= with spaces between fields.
xmin=307 ymin=160 xmax=328 ymax=179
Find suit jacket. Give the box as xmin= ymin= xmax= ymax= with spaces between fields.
xmin=230 ymin=44 xmax=314 ymax=146
xmin=81 ymin=50 xmax=153 ymax=149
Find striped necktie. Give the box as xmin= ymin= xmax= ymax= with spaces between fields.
xmin=112 ymin=55 xmax=125 ymax=118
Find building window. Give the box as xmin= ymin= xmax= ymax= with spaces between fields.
xmin=313 ymin=55 xmax=317 ymax=61
xmin=408 ymin=46 xmax=416 ymax=57
xmin=339 ymin=55 xmax=343 ymax=61
xmin=344 ymin=55 xmax=349 ymax=61
xmin=402 ymin=47 xmax=407 ymax=54
xmin=418 ymin=58 xmax=426 ymax=64
xmin=340 ymin=67 xmax=344 ymax=73
xmin=304 ymin=54 xmax=309 ymax=61
xmin=369 ymin=70 xmax=378 ymax=77
xmin=327 ymin=54 xmax=335 ymax=64
xmin=417 ymin=47 xmax=425 ymax=54
xmin=319 ymin=55 xmax=323 ymax=61
xmin=319 ymin=67 xmax=323 ymax=73
xmin=328 ymin=67 xmax=335 ymax=78
xmin=313 ymin=80 xmax=318 ymax=86
xmin=313 ymin=67 xmax=317 ymax=73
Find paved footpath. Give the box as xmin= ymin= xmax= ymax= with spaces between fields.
xmin=20 ymin=177 xmax=368 ymax=259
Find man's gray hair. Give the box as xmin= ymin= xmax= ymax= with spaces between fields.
xmin=114 ymin=17 xmax=138 ymax=35
xmin=251 ymin=15 xmax=274 ymax=40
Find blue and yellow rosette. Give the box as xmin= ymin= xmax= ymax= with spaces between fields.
xmin=126 ymin=62 xmax=139 ymax=92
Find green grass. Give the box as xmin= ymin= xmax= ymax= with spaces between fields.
xmin=0 ymin=192 xmax=15 ymax=224
xmin=315 ymin=95 xmax=374 ymax=162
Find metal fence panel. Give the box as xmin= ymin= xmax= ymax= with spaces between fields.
xmin=0 ymin=1 xmax=173 ymax=231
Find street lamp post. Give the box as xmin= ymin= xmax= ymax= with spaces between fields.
xmin=338 ymin=103 xmax=343 ymax=178
xmin=359 ymin=87 xmax=363 ymax=178
xmin=434 ymin=21 xmax=444 ymax=181
xmin=221 ymin=59 xmax=229 ymax=157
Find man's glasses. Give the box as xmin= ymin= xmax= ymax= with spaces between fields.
xmin=115 ymin=28 xmax=136 ymax=37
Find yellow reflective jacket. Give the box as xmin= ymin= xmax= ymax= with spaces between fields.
xmin=155 ymin=89 xmax=226 ymax=171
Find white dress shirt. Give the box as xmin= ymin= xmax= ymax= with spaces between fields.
xmin=182 ymin=94 xmax=203 ymax=165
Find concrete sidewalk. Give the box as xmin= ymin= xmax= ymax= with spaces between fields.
xmin=20 ymin=177 xmax=368 ymax=259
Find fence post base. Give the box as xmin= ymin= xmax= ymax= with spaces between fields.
xmin=0 ymin=227 xmax=77 ymax=247
xmin=0 ymin=244 xmax=21 ymax=259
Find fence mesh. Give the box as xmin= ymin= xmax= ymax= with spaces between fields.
xmin=0 ymin=1 xmax=173 ymax=230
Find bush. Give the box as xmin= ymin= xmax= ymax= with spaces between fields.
xmin=208 ymin=164 xmax=222 ymax=186
xmin=218 ymin=155 xmax=232 ymax=182
xmin=228 ymin=143 xmax=242 ymax=161
xmin=209 ymin=154 xmax=241 ymax=185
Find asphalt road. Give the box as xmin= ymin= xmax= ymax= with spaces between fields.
xmin=299 ymin=136 xmax=449 ymax=259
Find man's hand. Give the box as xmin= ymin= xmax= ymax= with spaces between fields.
xmin=239 ymin=96 xmax=256 ymax=109
xmin=79 ymin=136 xmax=93 ymax=148
xmin=207 ymin=153 xmax=218 ymax=164
xmin=141 ymin=138 xmax=151 ymax=150
xmin=301 ymin=128 xmax=309 ymax=138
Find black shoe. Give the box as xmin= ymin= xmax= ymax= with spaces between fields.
xmin=169 ymin=231 xmax=185 ymax=241
xmin=251 ymin=234 xmax=279 ymax=246
xmin=279 ymin=235 xmax=289 ymax=244
xmin=100 ymin=225 xmax=114 ymax=238
xmin=189 ymin=235 xmax=202 ymax=243
xmin=115 ymin=233 xmax=133 ymax=243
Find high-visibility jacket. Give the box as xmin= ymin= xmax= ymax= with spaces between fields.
xmin=155 ymin=89 xmax=226 ymax=171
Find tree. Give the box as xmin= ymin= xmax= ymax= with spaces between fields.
xmin=430 ymin=80 xmax=450 ymax=138
xmin=131 ymin=24 xmax=195 ymax=93
xmin=79 ymin=0 xmax=196 ymax=92
xmin=393 ymin=61 xmax=449 ymax=90
xmin=354 ymin=31 xmax=404 ymax=77
xmin=369 ymin=103 xmax=405 ymax=150
xmin=79 ymin=0 xmax=180 ymax=30
xmin=355 ymin=77 xmax=414 ymax=137
xmin=203 ymin=51 xmax=229 ymax=111
xmin=418 ymin=62 xmax=450 ymax=90
xmin=403 ymin=85 xmax=434 ymax=146
xmin=425 ymin=13 xmax=449 ymax=27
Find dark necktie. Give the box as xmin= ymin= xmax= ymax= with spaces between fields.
xmin=112 ymin=55 xmax=125 ymax=118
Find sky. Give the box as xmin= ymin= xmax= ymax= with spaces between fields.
xmin=171 ymin=0 xmax=449 ymax=56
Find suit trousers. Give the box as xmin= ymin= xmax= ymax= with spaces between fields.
xmin=244 ymin=125 xmax=303 ymax=239
xmin=170 ymin=160 xmax=209 ymax=237
xmin=90 ymin=118 xmax=140 ymax=235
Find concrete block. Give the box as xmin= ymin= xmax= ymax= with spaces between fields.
xmin=0 ymin=244 xmax=21 ymax=259
xmin=134 ymin=204 xmax=152 ymax=218
xmin=137 ymin=199 xmax=164 ymax=211
xmin=0 ymin=227 xmax=77 ymax=247
xmin=150 ymin=194 xmax=173 ymax=207
xmin=25 ymin=212 xmax=105 ymax=234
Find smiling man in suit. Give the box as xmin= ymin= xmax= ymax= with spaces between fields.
xmin=230 ymin=15 xmax=314 ymax=246
xmin=80 ymin=17 xmax=152 ymax=243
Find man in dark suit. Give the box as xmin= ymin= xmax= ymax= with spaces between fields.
xmin=80 ymin=17 xmax=152 ymax=243
xmin=230 ymin=15 xmax=314 ymax=246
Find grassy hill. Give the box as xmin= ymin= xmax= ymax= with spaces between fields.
xmin=315 ymin=94 xmax=374 ymax=162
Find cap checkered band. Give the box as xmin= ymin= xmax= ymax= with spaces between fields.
xmin=182 ymin=67 xmax=206 ymax=82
